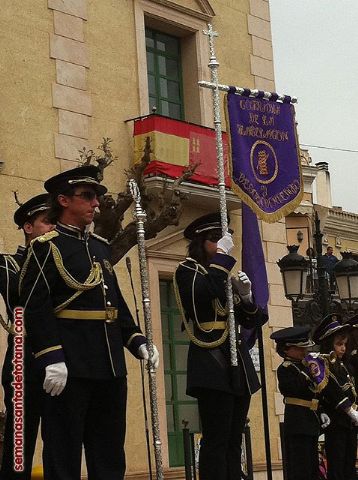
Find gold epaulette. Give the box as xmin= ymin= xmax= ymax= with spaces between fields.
xmin=31 ymin=230 xmax=59 ymax=245
xmin=90 ymin=232 xmax=109 ymax=244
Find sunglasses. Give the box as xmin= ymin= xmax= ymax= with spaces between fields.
xmin=205 ymin=231 xmax=222 ymax=243
xmin=205 ymin=229 xmax=234 ymax=243
xmin=73 ymin=191 xmax=98 ymax=201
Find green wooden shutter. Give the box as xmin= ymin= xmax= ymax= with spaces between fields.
xmin=160 ymin=280 xmax=199 ymax=467
xmin=145 ymin=28 xmax=184 ymax=120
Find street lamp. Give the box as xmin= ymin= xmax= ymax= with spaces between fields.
xmin=334 ymin=252 xmax=358 ymax=308
xmin=277 ymin=245 xmax=308 ymax=302
xmin=277 ymin=212 xmax=358 ymax=326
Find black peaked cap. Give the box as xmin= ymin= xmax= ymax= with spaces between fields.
xmin=184 ymin=212 xmax=232 ymax=240
xmin=44 ymin=165 xmax=107 ymax=196
xmin=270 ymin=326 xmax=314 ymax=348
xmin=312 ymin=313 xmax=350 ymax=344
xmin=14 ymin=193 xmax=49 ymax=228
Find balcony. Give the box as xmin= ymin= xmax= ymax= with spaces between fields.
xmin=132 ymin=114 xmax=241 ymax=210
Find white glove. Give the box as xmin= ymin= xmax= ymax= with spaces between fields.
xmin=231 ymin=271 xmax=253 ymax=303
xmin=320 ymin=413 xmax=330 ymax=429
xmin=44 ymin=362 xmax=68 ymax=396
xmin=216 ymin=232 xmax=234 ymax=255
xmin=346 ymin=407 xmax=358 ymax=426
xmin=138 ymin=344 xmax=160 ymax=370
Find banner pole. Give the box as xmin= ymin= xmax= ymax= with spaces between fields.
xmin=257 ymin=326 xmax=273 ymax=480
xmin=198 ymin=80 xmax=297 ymax=104
xmin=203 ymin=23 xmax=238 ymax=367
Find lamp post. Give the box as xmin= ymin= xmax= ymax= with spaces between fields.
xmin=313 ymin=212 xmax=330 ymax=318
xmin=277 ymin=212 xmax=358 ymax=327
xmin=334 ymin=252 xmax=358 ymax=311
xmin=277 ymin=245 xmax=308 ymax=303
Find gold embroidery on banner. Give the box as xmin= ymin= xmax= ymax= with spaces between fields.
xmin=257 ymin=150 xmax=269 ymax=175
xmin=250 ymin=140 xmax=278 ymax=185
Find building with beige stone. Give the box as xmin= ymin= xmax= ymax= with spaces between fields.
xmin=3 ymin=1 xmax=354 ymax=479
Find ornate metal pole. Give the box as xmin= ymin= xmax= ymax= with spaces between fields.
xmin=203 ymin=23 xmax=238 ymax=367
xmin=128 ymin=179 xmax=164 ymax=480
xmin=125 ymin=257 xmax=153 ymax=479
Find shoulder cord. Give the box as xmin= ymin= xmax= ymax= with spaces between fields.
xmin=22 ymin=245 xmax=52 ymax=311
xmin=5 ymin=255 xmax=19 ymax=313
xmin=326 ymin=366 xmax=353 ymax=393
xmin=173 ymin=262 xmax=229 ymax=348
xmin=19 ymin=248 xmax=33 ymax=295
xmin=327 ymin=368 xmax=357 ymax=405
xmin=0 ymin=255 xmax=20 ymax=334
xmin=12 ymin=245 xmax=53 ymax=338
xmin=50 ymin=242 xmax=102 ymax=292
xmin=53 ymin=266 xmax=104 ymax=313
xmin=50 ymin=242 xmax=104 ymax=313
xmin=339 ymin=362 xmax=357 ymax=398
xmin=20 ymin=242 xmax=103 ymax=316
xmin=287 ymin=361 xmax=322 ymax=394
xmin=182 ymin=260 xmax=228 ymax=319
xmin=191 ymin=263 xmax=216 ymax=333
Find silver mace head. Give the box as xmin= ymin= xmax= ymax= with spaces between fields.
xmin=128 ymin=179 xmax=141 ymax=203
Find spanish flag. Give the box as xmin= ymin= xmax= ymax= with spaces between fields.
xmin=133 ymin=114 xmax=231 ymax=187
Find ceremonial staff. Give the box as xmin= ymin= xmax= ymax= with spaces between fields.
xmin=203 ymin=23 xmax=238 ymax=368
xmin=129 ymin=179 xmax=164 ymax=480
xmin=126 ymin=256 xmax=153 ymax=479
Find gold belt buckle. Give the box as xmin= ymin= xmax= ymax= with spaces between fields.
xmin=310 ymin=399 xmax=319 ymax=411
xmin=105 ymin=307 xmax=116 ymax=323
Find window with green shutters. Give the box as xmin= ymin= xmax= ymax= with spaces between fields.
xmin=160 ymin=279 xmax=200 ymax=467
xmin=145 ymin=28 xmax=184 ymax=120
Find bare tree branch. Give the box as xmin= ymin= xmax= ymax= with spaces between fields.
xmin=110 ymin=162 xmax=198 ymax=265
xmin=92 ymin=137 xmax=152 ymax=240
xmin=78 ymin=136 xmax=197 ymax=265
xmin=13 ymin=191 xmax=23 ymax=207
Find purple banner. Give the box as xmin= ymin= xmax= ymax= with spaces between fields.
xmin=242 ymin=203 xmax=269 ymax=348
xmin=226 ymin=92 xmax=303 ymax=223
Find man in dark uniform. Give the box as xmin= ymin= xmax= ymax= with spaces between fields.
xmin=19 ymin=166 xmax=159 ymax=480
xmin=270 ymin=326 xmax=331 ymax=480
xmin=0 ymin=193 xmax=53 ymax=479
xmin=174 ymin=213 xmax=267 ymax=480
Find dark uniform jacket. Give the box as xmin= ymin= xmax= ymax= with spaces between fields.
xmin=0 ymin=246 xmax=39 ymax=384
xmin=277 ymin=359 xmax=321 ymax=437
xmin=348 ymin=349 xmax=358 ymax=386
xmin=321 ymin=357 xmax=357 ymax=429
xmin=19 ymin=222 xmax=146 ymax=379
xmin=174 ymin=254 xmax=267 ymax=398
